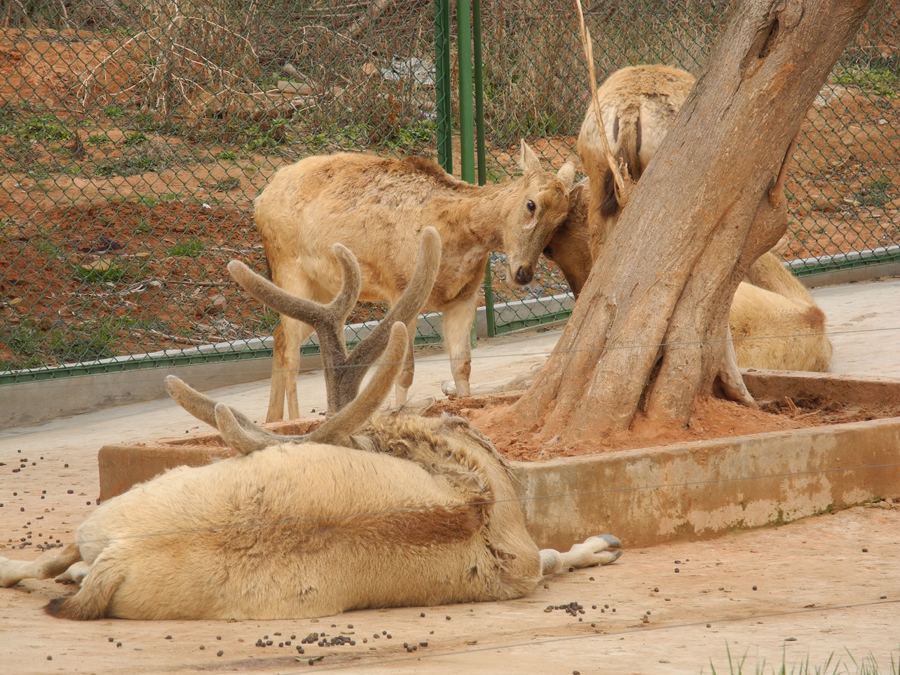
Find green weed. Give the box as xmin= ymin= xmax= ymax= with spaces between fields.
xmin=855 ymin=177 xmax=893 ymax=208
xmin=86 ymin=133 xmax=112 ymax=146
xmin=96 ymin=155 xmax=162 ymax=177
xmin=217 ymin=150 xmax=238 ymax=161
xmin=75 ymin=262 xmax=128 ymax=284
xmin=169 ymin=239 xmax=205 ymax=257
xmin=836 ymin=68 xmax=898 ymax=97
xmin=17 ymin=113 xmax=72 ymax=142
xmin=123 ymin=132 xmax=150 ymax=148
xmin=208 ymin=176 xmax=241 ymax=191
xmin=104 ymin=106 xmax=126 ymax=119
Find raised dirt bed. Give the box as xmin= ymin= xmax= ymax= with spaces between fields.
xmin=97 ymin=370 xmax=900 ymax=549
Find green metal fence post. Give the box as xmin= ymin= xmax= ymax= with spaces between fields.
xmin=473 ymin=0 xmax=496 ymax=338
xmin=456 ymin=0 xmax=475 ymax=185
xmin=435 ymin=0 xmax=453 ymax=174
xmin=456 ymin=0 xmax=479 ymax=347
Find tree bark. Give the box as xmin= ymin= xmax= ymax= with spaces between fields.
xmin=511 ymin=0 xmax=875 ymax=444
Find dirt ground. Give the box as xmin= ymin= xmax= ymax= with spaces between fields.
xmin=1 ymin=277 xmax=899 ymax=674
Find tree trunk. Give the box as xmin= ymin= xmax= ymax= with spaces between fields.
xmin=511 ymin=0 xmax=875 ymax=444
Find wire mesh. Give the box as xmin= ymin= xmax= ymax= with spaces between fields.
xmin=473 ymin=0 xmax=900 ymax=332
xmin=0 ymin=0 xmax=897 ymax=383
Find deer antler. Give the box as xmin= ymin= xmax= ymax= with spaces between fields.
xmin=228 ymin=226 xmax=442 ymax=413
xmin=164 ymin=375 xmax=312 ymax=454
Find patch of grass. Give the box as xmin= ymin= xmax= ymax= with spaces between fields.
xmin=123 ymin=131 xmax=150 ymax=148
xmin=47 ymin=321 xmax=118 ymax=362
xmin=386 ymin=119 xmax=437 ymax=151
xmin=836 ymin=68 xmax=898 ymax=97
xmin=706 ymin=645 xmax=900 ymax=675
xmin=34 ymin=237 xmax=61 ymax=256
xmin=104 ymin=106 xmax=126 ymax=119
xmin=134 ymin=195 xmax=160 ymax=207
xmin=135 ymin=219 xmax=154 ymax=234
xmin=96 ymin=155 xmax=163 ymax=177
xmin=242 ymin=119 xmax=291 ymax=153
xmin=208 ymin=176 xmax=241 ymax=191
xmin=217 ymin=150 xmax=238 ymax=161
xmin=134 ymin=113 xmax=183 ymax=135
xmin=75 ymin=262 xmax=128 ymax=284
xmin=17 ymin=112 xmax=72 ymax=142
xmin=86 ymin=133 xmax=112 ymax=146
xmin=855 ymin=177 xmax=893 ymax=207
xmin=169 ymin=239 xmax=205 ymax=257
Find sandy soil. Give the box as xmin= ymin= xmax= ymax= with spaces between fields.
xmin=1 ymin=278 xmax=900 ymax=674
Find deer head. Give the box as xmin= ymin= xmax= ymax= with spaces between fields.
xmin=502 ymin=140 xmax=577 ymax=287
xmin=167 ymin=227 xmax=442 ymax=453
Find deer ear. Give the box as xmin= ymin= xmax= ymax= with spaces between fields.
xmin=568 ymin=182 xmax=585 ymax=210
xmin=557 ymin=162 xmax=576 ymax=190
xmin=518 ymin=140 xmax=542 ymax=174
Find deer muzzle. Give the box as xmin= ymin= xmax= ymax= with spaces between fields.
xmin=514 ymin=265 xmax=534 ymax=286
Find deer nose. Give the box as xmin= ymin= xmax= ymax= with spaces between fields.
xmin=514 ymin=266 xmax=534 ymax=285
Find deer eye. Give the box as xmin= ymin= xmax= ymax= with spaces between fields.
xmin=527 ymin=200 xmax=536 ymax=213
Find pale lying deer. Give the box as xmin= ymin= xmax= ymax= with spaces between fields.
xmin=0 ymin=229 xmax=622 ymax=621
xmin=255 ymin=141 xmax=580 ymax=422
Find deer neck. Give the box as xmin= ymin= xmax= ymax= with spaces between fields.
xmin=455 ymin=181 xmax=523 ymax=250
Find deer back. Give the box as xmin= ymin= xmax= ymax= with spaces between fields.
xmin=577 ymin=64 xmax=694 ymax=249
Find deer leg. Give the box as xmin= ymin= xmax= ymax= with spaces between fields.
xmin=0 ymin=544 xmax=83 ymax=587
xmin=442 ymin=299 xmax=476 ymax=398
xmin=267 ymin=322 xmax=288 ymax=422
xmin=394 ymin=322 xmax=417 ymax=407
xmin=539 ymin=535 xmax=622 ymax=576
xmin=714 ymin=325 xmax=758 ymax=409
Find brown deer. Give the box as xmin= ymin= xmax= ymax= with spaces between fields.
xmin=255 ymin=141 xmax=580 ymax=422
xmin=0 ymin=229 xmax=622 ymax=621
xmin=549 ymin=63 xmax=832 ymax=374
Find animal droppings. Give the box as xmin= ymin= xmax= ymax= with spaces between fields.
xmin=654 ymin=587 xmax=659 ymax=592
xmin=108 ymin=637 xmax=114 ymax=642
xmin=217 ymin=650 xmax=224 ymax=657
xmin=47 ymin=656 xmax=52 ymax=660
xmin=67 ymin=490 xmax=73 ymax=494
xmin=116 ymin=642 xmax=122 ymax=648
xmin=752 ymin=586 xmax=758 ymax=591
xmin=199 ymin=645 xmax=205 ymax=650
xmin=165 ymin=635 xmax=172 ymax=640
xmin=674 ymin=568 xmax=679 ymax=573
xmin=862 ymin=548 xmax=868 ymax=552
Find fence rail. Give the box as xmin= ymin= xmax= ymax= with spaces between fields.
xmin=1 ymin=0 xmax=898 ymax=384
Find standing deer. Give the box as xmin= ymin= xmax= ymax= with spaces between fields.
xmin=255 ymin=141 xmax=579 ymax=422
xmin=0 ymin=229 xmax=622 ymax=621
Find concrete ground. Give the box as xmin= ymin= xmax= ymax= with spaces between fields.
xmin=0 ymin=277 xmax=899 ymax=675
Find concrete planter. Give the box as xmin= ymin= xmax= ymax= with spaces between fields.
xmin=97 ymin=371 xmax=900 ymax=548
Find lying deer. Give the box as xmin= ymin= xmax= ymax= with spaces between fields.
xmin=255 ymin=141 xmax=580 ymax=422
xmin=0 ymin=228 xmax=621 ymax=620
xmin=558 ymin=64 xmax=832 ymax=373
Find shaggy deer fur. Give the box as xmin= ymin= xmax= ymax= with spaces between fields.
xmin=255 ymin=141 xmax=579 ymax=421
xmin=0 ymin=229 xmax=622 ymax=621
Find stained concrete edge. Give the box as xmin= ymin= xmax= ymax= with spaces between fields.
xmin=516 ymin=417 xmax=900 ymax=550
xmin=0 ymin=355 xmax=314 ymax=430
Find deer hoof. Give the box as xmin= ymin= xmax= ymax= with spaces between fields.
xmin=578 ymin=534 xmax=623 ymax=566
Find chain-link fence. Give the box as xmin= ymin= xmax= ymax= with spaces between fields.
xmin=1 ymin=0 xmax=898 ymax=384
